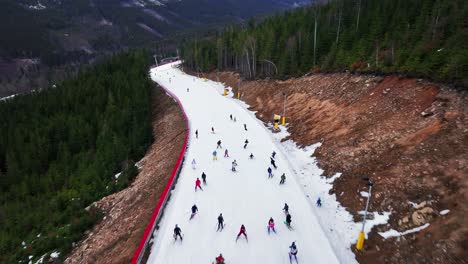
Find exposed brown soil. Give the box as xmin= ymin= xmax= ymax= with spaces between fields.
xmin=206 ymin=71 xmax=467 ymax=264
xmin=64 ymin=86 xmax=186 ymax=264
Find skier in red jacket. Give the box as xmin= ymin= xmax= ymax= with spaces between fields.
xmin=215 ymin=254 xmax=225 ymax=264
xmin=236 ymin=224 xmax=248 ymax=242
xmin=195 ymin=178 xmax=203 ymax=191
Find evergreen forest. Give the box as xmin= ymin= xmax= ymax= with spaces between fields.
xmin=181 ymin=0 xmax=467 ymax=87
xmin=0 ymin=51 xmax=154 ymax=263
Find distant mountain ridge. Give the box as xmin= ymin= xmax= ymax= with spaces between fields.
xmin=1 ymin=0 xmax=310 ymax=60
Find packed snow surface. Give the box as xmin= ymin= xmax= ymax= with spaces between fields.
xmin=147 ymin=62 xmax=352 ymax=264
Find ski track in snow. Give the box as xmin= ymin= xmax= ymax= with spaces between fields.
xmin=146 ymin=61 xmax=383 ymax=264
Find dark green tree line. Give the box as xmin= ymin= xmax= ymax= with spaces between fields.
xmin=181 ymin=0 xmax=467 ymax=87
xmin=0 ymin=50 xmax=154 ymax=263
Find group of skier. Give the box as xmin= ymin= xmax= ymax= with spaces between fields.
xmin=179 ymin=115 xmax=308 ymax=263
xmin=186 ymin=191 xmax=297 ymax=261
xmin=175 ymin=220 xmax=297 ymax=264
xmin=266 ymin=152 xmax=288 ymax=186
xmin=229 ymin=114 xmax=237 ymax=122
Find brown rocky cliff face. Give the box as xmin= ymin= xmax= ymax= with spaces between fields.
xmin=64 ymin=86 xmax=186 ymax=264
xmin=206 ymin=71 xmax=467 ymax=264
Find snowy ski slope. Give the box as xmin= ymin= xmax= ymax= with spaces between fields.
xmin=147 ymin=61 xmax=340 ymax=264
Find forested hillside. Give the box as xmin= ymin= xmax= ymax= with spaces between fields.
xmin=181 ymin=0 xmax=467 ymax=87
xmin=0 ymin=51 xmax=153 ymax=263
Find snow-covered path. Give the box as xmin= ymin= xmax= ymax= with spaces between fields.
xmin=147 ymin=62 xmax=340 ymax=264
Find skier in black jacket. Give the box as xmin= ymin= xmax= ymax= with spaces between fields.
xmin=283 ymin=203 xmax=289 ymax=214
xmin=217 ymin=213 xmax=224 ymax=231
xmin=190 ymin=205 xmax=198 ymax=220
xmin=280 ymin=173 xmax=286 ymax=184
xmin=270 ymin=157 xmax=277 ymax=169
xmin=174 ymin=224 xmax=183 ymax=241
xmin=285 ymin=213 xmax=292 ymax=229
xmin=201 ymin=172 xmax=207 ymax=184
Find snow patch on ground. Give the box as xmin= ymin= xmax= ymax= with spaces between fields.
xmin=50 ymin=251 xmax=60 ymax=258
xmin=99 ymin=19 xmax=113 ymax=26
xmin=0 ymin=94 xmax=17 ymax=101
xmin=133 ymin=0 xmax=146 ymax=7
xmin=378 ymin=223 xmax=430 ymax=239
xmin=32 ymin=253 xmax=46 ymax=264
xmin=136 ymin=23 xmax=164 ymax=38
xmin=326 ymin=172 xmax=342 ymax=184
xmin=440 ymin=209 xmax=450 ymax=215
xmin=143 ymin=9 xmax=170 ymax=22
xmin=28 ymin=1 xmax=46 ymax=10
xmin=147 ymin=0 xmax=168 ymax=6
xmin=357 ymin=211 xmax=391 ymax=239
xmin=360 ymin=191 xmax=369 ymax=198
xmin=136 ymin=158 xmax=145 ymax=169
xmin=115 ymin=158 xmax=143 ymax=179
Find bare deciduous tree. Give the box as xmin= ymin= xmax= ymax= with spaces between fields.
xmin=243 ymin=36 xmax=256 ymax=78
xmin=336 ymin=1 xmax=342 ymax=43
xmin=313 ymin=5 xmax=320 ymax=66
xmin=356 ymin=0 xmax=361 ymax=33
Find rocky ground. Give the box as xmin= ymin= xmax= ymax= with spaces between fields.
xmin=64 ymin=86 xmax=186 ymax=264
xmin=206 ymin=71 xmax=467 ymax=264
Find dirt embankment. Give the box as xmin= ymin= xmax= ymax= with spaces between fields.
xmin=206 ymin=71 xmax=467 ymax=264
xmin=64 ymin=86 xmax=186 ymax=264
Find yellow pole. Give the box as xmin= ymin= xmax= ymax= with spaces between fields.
xmin=223 ymin=89 xmax=228 ymax=96
xmin=237 ymin=92 xmax=241 ymax=99
xmin=274 ymin=122 xmax=278 ymax=129
xmin=357 ymin=182 xmax=372 ymax=250
xmin=281 ymin=116 xmax=286 ymax=126
xmin=356 ymin=231 xmax=365 ymax=250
